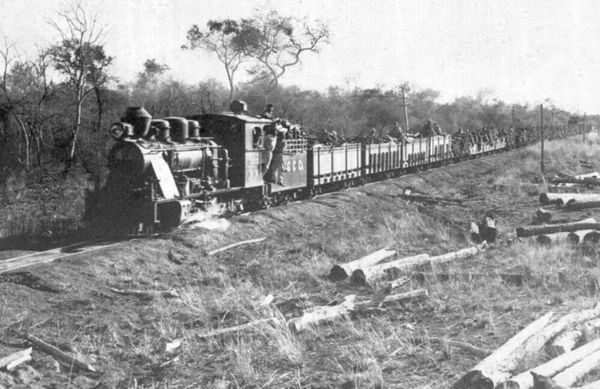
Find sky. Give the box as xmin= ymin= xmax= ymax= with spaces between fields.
xmin=1 ymin=0 xmax=600 ymax=113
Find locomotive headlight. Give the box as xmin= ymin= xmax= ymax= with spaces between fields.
xmin=109 ymin=122 xmax=133 ymax=140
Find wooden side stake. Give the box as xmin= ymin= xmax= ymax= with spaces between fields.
xmin=208 ymin=237 xmax=266 ymax=256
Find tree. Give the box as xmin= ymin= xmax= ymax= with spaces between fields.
xmin=184 ymin=21 xmax=245 ymax=102
xmin=238 ymin=11 xmax=330 ymax=96
xmin=48 ymin=2 xmax=112 ymax=161
xmin=0 ymin=40 xmax=55 ymax=169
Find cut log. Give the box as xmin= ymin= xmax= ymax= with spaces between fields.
xmin=498 ymin=338 xmax=600 ymax=389
xmin=576 ymin=172 xmax=600 ymax=180
xmin=452 ymin=311 xmax=554 ymax=389
xmin=207 ymin=237 xmax=266 ymax=256
xmin=379 ymin=289 xmax=428 ymax=306
xmin=516 ymin=218 xmax=598 ymax=237
xmin=22 ymin=334 xmax=96 ymax=373
xmin=480 ymin=217 xmax=497 ymax=243
xmin=470 ymin=222 xmax=481 ymax=243
xmin=567 ymin=230 xmax=595 ymax=245
xmin=351 ymin=245 xmax=484 ymax=286
xmin=539 ymin=193 xmax=600 ymax=206
xmin=289 ymin=295 xmax=357 ymax=332
xmin=547 ymin=329 xmax=583 ymax=356
xmin=350 ymin=254 xmax=430 ymax=285
xmin=535 ymin=208 xmax=553 ymax=224
xmin=0 ymin=347 xmax=32 ymax=370
xmin=578 ymin=378 xmax=600 ymax=389
xmin=536 ymin=232 xmax=572 ymax=245
xmin=584 ymin=231 xmax=600 ymax=244
xmin=521 ymin=305 xmax=600 ymax=352
xmin=328 ymin=248 xmax=397 ymax=281
xmin=552 ymin=348 xmax=600 ymax=387
xmin=289 ymin=289 xmax=428 ymax=332
xmin=566 ymin=201 xmax=600 ymax=211
xmin=110 ymin=288 xmax=180 ymax=299
xmin=6 ymin=353 xmax=31 ymax=371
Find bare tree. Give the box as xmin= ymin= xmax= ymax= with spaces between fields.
xmin=48 ymin=2 xmax=112 ymax=160
xmin=183 ymin=20 xmax=245 ymax=102
xmin=0 ymin=41 xmax=56 ymax=169
xmin=239 ymin=11 xmax=330 ymax=96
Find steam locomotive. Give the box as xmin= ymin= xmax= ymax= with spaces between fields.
xmin=87 ymin=101 xmax=559 ymax=234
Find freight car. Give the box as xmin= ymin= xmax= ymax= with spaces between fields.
xmin=87 ymin=101 xmax=570 ymax=234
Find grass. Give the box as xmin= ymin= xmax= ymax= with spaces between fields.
xmin=3 ymin=134 xmax=600 ymax=388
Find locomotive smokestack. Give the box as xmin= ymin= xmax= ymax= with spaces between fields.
xmin=123 ymin=107 xmax=152 ymax=138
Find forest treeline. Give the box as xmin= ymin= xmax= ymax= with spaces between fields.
xmin=0 ymin=4 xmax=595 ymax=242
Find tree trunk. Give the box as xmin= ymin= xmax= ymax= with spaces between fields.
xmin=539 ymin=192 xmax=600 ymax=206
xmin=497 ymin=337 xmax=600 ymax=389
xmin=94 ymin=85 xmax=103 ymax=132
xmin=452 ymin=312 xmax=555 ymax=389
xmin=329 ymin=248 xmax=396 ymax=281
xmin=516 ymin=218 xmax=598 ymax=238
xmin=13 ymin=114 xmax=30 ymax=169
xmin=69 ymin=97 xmax=84 ymax=161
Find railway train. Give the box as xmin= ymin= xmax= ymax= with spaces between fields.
xmin=87 ymin=101 xmax=580 ymax=234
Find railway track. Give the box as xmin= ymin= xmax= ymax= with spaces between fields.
xmin=0 ymin=238 xmax=121 ymax=274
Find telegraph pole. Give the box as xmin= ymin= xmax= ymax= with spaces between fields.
xmin=584 ymin=112 xmax=587 ymax=143
xmin=400 ymin=87 xmax=410 ymax=132
xmin=540 ymin=104 xmax=544 ymax=174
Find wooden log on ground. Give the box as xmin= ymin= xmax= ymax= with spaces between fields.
xmin=497 ymin=338 xmax=600 ymax=389
xmin=479 ymin=217 xmax=497 ymax=243
xmin=379 ymin=289 xmax=428 ymax=306
xmin=536 ymin=232 xmax=572 ymax=245
xmin=22 ymin=334 xmax=96 ymax=372
xmin=552 ymin=348 xmax=600 ymax=387
xmin=546 ymin=328 xmax=581 ymax=356
xmin=351 ymin=245 xmax=484 ymax=285
xmin=578 ymin=378 xmax=600 ymax=389
xmin=516 ymin=218 xmax=598 ymax=238
xmin=535 ymin=208 xmax=553 ymax=224
xmin=566 ymin=201 xmax=600 ymax=211
xmin=350 ymin=254 xmax=430 ymax=285
xmin=396 ymin=192 xmax=465 ymax=204
xmin=289 ymin=289 xmax=428 ymax=332
xmin=208 ymin=237 xmax=266 ymax=256
xmin=0 ymin=348 xmax=32 ymax=371
xmin=328 ymin=248 xmax=396 ymax=281
xmin=539 ymin=193 xmax=600 ymax=206
xmin=567 ymin=229 xmax=595 ymax=245
xmin=584 ymin=231 xmax=600 ymax=244
xmin=452 ymin=311 xmax=555 ymax=389
xmin=576 ymin=172 xmax=600 ymax=180
xmin=289 ymin=295 xmax=357 ymax=332
xmin=470 ymin=222 xmax=481 ymax=243
xmin=550 ymin=177 xmax=600 ymax=187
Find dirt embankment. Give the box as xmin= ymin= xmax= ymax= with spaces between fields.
xmin=2 ymin=139 xmax=600 ymax=388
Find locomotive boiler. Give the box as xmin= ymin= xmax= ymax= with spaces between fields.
xmin=90 ymin=107 xmax=231 ymax=233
